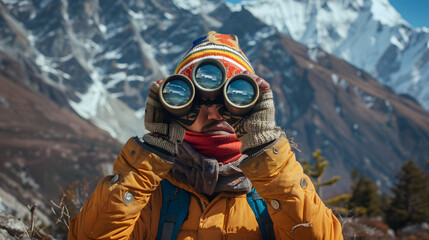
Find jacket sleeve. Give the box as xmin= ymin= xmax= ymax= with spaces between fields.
xmin=240 ymin=135 xmax=343 ymax=240
xmin=68 ymin=137 xmax=173 ymax=240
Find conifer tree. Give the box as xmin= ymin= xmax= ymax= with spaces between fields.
xmin=301 ymin=149 xmax=340 ymax=199
xmin=385 ymin=160 xmax=429 ymax=230
xmin=347 ymin=171 xmax=383 ymax=217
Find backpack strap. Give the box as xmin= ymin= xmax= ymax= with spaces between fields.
xmin=157 ymin=181 xmax=274 ymax=239
xmin=156 ymin=179 xmax=190 ymax=240
xmin=246 ymin=188 xmax=275 ymax=240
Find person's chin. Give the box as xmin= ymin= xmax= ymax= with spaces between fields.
xmin=203 ymin=130 xmax=234 ymax=135
xmin=201 ymin=121 xmax=235 ymax=135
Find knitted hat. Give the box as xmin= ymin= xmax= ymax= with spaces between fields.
xmin=175 ymin=31 xmax=254 ymax=80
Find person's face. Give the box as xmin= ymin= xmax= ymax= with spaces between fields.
xmin=186 ymin=104 xmax=235 ymax=135
xmin=179 ymin=70 xmax=270 ymax=135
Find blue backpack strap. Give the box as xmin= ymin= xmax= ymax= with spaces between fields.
xmin=156 ymin=179 xmax=190 ymax=240
xmin=247 ymin=188 xmax=275 ymax=240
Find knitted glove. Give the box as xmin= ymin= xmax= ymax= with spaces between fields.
xmin=143 ymin=82 xmax=186 ymax=157
xmin=235 ymin=90 xmax=282 ymax=153
xmin=224 ymin=72 xmax=283 ymax=154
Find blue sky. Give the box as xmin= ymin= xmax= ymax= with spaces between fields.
xmin=390 ymin=0 xmax=428 ymax=28
xmin=225 ymin=0 xmax=428 ymax=28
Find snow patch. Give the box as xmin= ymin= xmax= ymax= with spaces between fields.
xmin=312 ymin=103 xmax=319 ymax=111
xmin=40 ymin=0 xmax=53 ymax=9
xmin=236 ymin=0 xmax=307 ymax=39
xmin=135 ymin=107 xmax=145 ymax=119
xmin=105 ymin=72 xmax=127 ymax=89
xmin=159 ymin=43 xmax=185 ymax=55
xmin=164 ymin=12 xmax=174 ymax=19
xmin=385 ymin=100 xmax=392 ymax=111
xmin=331 ymin=73 xmax=339 ymax=84
xmin=98 ymin=162 xmax=114 ymax=175
xmin=390 ymin=36 xmax=404 ymax=51
xmin=128 ymin=10 xmax=144 ymax=20
xmin=335 ymin=105 xmax=342 ymax=114
xmin=225 ymin=1 xmax=242 ymax=12
xmin=2 ymin=0 xmax=19 ymax=4
xmin=353 ymin=86 xmax=376 ymax=108
xmin=370 ymin=37 xmax=376 ymax=46
xmin=364 ymin=157 xmax=371 ymax=166
xmin=0 ymin=196 xmax=6 ymax=213
xmin=411 ymin=67 xmax=420 ymax=84
xmin=104 ymin=49 xmax=123 ymax=60
xmin=370 ymin=0 xmax=404 ymax=27
xmin=315 ymin=128 xmax=321 ymax=135
xmin=69 ymin=80 xmax=147 ymax=143
xmin=248 ymin=27 xmax=276 ymax=46
xmin=331 ymin=74 xmax=348 ymax=90
xmin=0 ymin=187 xmax=51 ymax=224
xmin=357 ymin=71 xmax=362 ymax=77
xmin=69 ymin=81 xmax=106 ymax=120
xmin=201 ymin=0 xmax=221 ymax=14
xmin=128 ymin=15 xmax=168 ymax=78
xmin=384 ymin=100 xmax=393 ymax=121
xmin=5 ymin=218 xmax=26 ymax=232
xmin=19 ymin=171 xmax=40 ymax=190
xmin=307 ymin=47 xmax=326 ymax=62
xmin=127 ymin=75 xmax=145 ymax=82
xmin=35 ymin=54 xmax=71 ymax=83
xmin=172 ymin=0 xmax=201 ymax=14
xmin=0 ymin=96 xmax=9 ymax=108
xmin=115 ymin=63 xmax=128 ymax=69
xmin=59 ymin=54 xmax=73 ymax=62
xmin=98 ymin=24 xmax=107 ymax=34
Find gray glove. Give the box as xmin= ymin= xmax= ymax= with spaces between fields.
xmin=233 ymin=89 xmax=282 ymax=153
xmin=221 ymin=72 xmax=282 ymax=154
xmin=143 ymin=82 xmax=185 ymax=156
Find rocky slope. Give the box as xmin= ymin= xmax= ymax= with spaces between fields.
xmin=0 ymin=54 xmax=122 ymax=228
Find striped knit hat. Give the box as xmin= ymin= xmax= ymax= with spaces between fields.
xmin=175 ymin=31 xmax=254 ymax=80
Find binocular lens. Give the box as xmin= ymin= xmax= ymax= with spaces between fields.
xmin=195 ymin=64 xmax=224 ymax=89
xmin=226 ymin=79 xmax=256 ymax=106
xmin=162 ymin=79 xmax=192 ymax=106
xmin=161 ymin=59 xmax=258 ymax=116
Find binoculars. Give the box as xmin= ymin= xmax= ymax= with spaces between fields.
xmin=159 ymin=59 xmax=259 ymax=116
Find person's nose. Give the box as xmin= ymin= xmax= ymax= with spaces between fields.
xmin=206 ymin=105 xmax=223 ymax=121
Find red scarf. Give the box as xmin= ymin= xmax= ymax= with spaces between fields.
xmin=183 ymin=131 xmax=243 ymax=164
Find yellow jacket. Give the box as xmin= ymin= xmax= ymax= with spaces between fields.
xmin=69 ymin=136 xmax=343 ymax=239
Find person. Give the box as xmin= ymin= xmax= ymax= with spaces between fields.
xmin=68 ymin=31 xmax=343 ymax=239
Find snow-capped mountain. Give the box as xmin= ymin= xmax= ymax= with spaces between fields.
xmin=0 ymin=0 xmax=235 ymax=143
xmin=230 ymin=0 xmax=429 ymax=110
xmin=0 ymin=0 xmax=151 ymax=143
xmin=1 ymin=0 xmax=429 ymax=198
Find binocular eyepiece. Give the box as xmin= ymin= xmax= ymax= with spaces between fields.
xmin=159 ymin=59 xmax=259 ymax=116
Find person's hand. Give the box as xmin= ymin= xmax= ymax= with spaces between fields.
xmin=143 ymin=79 xmax=202 ymax=157
xmin=142 ymin=81 xmax=186 ymax=157
xmin=226 ymin=71 xmax=282 ymax=154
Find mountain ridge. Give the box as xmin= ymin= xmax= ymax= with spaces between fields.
xmin=0 ymin=53 xmax=122 ymax=225
xmin=228 ymin=0 xmax=429 ymax=110
xmin=220 ymin=8 xmax=429 ymax=193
